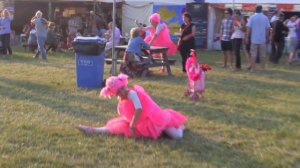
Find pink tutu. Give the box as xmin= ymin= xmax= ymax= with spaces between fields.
xmin=145 ymin=23 xmax=177 ymax=56
xmin=185 ymin=50 xmax=206 ymax=94
xmin=187 ymin=71 xmax=205 ymax=93
xmin=105 ymin=85 xmax=187 ymax=139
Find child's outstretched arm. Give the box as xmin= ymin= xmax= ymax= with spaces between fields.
xmin=141 ymin=38 xmax=150 ymax=50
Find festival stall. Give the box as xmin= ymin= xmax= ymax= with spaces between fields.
xmin=205 ymin=0 xmax=300 ymax=50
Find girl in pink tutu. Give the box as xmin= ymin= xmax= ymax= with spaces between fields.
xmin=185 ymin=50 xmax=211 ymax=100
xmin=76 ymin=74 xmax=188 ymax=140
xmin=136 ymin=13 xmax=177 ymax=56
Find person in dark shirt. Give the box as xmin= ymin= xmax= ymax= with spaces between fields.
xmin=270 ymin=13 xmax=289 ymax=64
xmin=178 ymin=12 xmax=196 ymax=73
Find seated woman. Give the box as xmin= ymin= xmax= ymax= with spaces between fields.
xmin=120 ymin=27 xmax=150 ymax=77
xmin=104 ymin=22 xmax=121 ymax=53
xmin=76 ymin=74 xmax=188 ymax=140
xmin=46 ymin=22 xmax=59 ymax=52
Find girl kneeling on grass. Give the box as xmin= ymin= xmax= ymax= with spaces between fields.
xmin=120 ymin=27 xmax=150 ymax=77
xmin=76 ymin=74 xmax=188 ymax=140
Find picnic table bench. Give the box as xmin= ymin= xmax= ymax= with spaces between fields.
xmin=105 ymin=45 xmax=175 ymax=77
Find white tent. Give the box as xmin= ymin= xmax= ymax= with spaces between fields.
xmin=122 ymin=1 xmax=193 ymax=37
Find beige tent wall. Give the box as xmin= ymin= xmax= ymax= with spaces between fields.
xmin=121 ymin=2 xmax=152 ymax=36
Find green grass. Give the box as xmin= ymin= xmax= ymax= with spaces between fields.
xmin=0 ymin=47 xmax=299 ymax=168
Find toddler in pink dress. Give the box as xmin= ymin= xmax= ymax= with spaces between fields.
xmin=76 ymin=74 xmax=187 ymax=140
xmin=185 ymin=49 xmax=211 ymax=100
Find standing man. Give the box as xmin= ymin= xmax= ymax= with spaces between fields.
xmin=31 ymin=10 xmax=48 ymax=60
xmin=270 ymin=13 xmax=288 ymax=64
xmin=246 ymin=5 xmax=270 ymax=72
xmin=220 ymin=8 xmax=234 ymax=68
xmin=89 ymin=11 xmax=101 ymax=36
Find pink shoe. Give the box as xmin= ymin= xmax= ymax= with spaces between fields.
xmin=184 ymin=90 xmax=191 ymax=97
xmin=191 ymin=94 xmax=199 ymax=101
xmin=76 ymin=125 xmax=97 ymax=134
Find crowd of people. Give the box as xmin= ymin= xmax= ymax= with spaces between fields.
xmin=220 ymin=5 xmax=300 ymax=72
xmin=17 ymin=10 xmax=122 ymax=60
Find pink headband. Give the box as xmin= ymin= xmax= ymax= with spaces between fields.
xmin=149 ymin=13 xmax=160 ymax=23
xmin=100 ymin=74 xmax=128 ymax=97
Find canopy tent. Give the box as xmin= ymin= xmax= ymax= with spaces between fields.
xmin=74 ymin=0 xmax=194 ymax=4
xmin=93 ymin=0 xmax=196 ymax=3
xmin=12 ymin=0 xmax=197 ymax=75
xmin=77 ymin=0 xmax=195 ymax=75
xmin=102 ymin=0 xmax=196 ymax=75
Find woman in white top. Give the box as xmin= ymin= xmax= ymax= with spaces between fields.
xmin=286 ymin=15 xmax=298 ymax=64
xmin=231 ymin=10 xmax=245 ymax=70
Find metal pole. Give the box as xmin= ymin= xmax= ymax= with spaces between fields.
xmin=93 ymin=0 xmax=96 ymax=14
xmin=48 ymin=0 xmax=52 ymax=21
xmin=232 ymin=0 xmax=235 ymax=10
xmin=111 ymin=0 xmax=116 ymax=76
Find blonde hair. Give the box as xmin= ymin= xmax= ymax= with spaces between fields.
xmin=35 ymin=10 xmax=43 ymax=18
xmin=48 ymin=22 xmax=55 ymax=28
xmin=130 ymin=27 xmax=140 ymax=38
xmin=1 ymin=9 xmax=10 ymax=18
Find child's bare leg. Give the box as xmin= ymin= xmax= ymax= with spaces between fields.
xmin=191 ymin=92 xmax=199 ymax=100
xmin=184 ymin=89 xmax=191 ymax=97
xmin=160 ymin=53 xmax=165 ymax=72
xmin=164 ymin=126 xmax=184 ymax=140
xmin=76 ymin=125 xmax=109 ymax=134
xmin=198 ymin=91 xmax=204 ymax=99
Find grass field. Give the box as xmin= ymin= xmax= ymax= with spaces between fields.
xmin=0 ymin=47 xmax=299 ymax=168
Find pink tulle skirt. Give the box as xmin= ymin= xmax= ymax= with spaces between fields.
xmin=144 ymin=23 xmax=177 ymax=56
xmin=106 ymin=109 xmax=187 ymax=139
xmin=187 ymin=72 xmax=206 ymax=93
xmin=145 ymin=36 xmax=177 ymax=56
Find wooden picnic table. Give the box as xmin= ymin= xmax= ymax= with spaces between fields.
xmin=114 ymin=45 xmax=173 ymax=77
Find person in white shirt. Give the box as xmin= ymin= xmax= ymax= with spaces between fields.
xmin=246 ymin=5 xmax=270 ymax=72
xmin=286 ymin=15 xmax=299 ymax=64
xmin=231 ymin=10 xmax=245 ymax=70
xmin=270 ymin=9 xmax=281 ymax=24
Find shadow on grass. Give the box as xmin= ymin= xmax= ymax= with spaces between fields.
xmin=146 ymin=76 xmax=299 ymax=131
xmin=133 ymin=129 xmax=270 ymax=168
xmin=0 ymin=76 xmax=112 ymax=121
xmin=0 ymin=49 xmax=76 ymax=70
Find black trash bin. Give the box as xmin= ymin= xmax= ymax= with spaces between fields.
xmin=73 ymin=36 xmax=106 ymax=89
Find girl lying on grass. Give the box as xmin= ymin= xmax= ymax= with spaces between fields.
xmin=76 ymin=74 xmax=188 ymax=140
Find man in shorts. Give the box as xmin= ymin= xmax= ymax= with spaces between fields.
xmin=220 ymin=8 xmax=234 ymax=68
xmin=246 ymin=5 xmax=271 ymax=72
